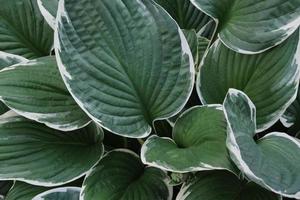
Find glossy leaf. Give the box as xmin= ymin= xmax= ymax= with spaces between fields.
xmin=81 ymin=149 xmax=172 ymax=200
xmin=37 ymin=0 xmax=59 ymax=30
xmin=0 ymin=113 xmax=103 ymax=186
xmin=33 ymin=187 xmax=80 ymax=200
xmin=0 ymin=56 xmax=91 ymax=131
xmin=176 ymin=171 xmax=280 ymax=200
xmin=141 ymin=105 xmax=235 ymax=173
xmin=0 ymin=0 xmax=53 ymax=59
xmin=198 ymin=30 xmax=300 ymax=132
xmin=6 ymin=182 xmax=48 ymax=200
xmin=55 ymin=0 xmax=194 ymax=138
xmin=191 ymin=0 xmax=300 ymax=53
xmin=223 ymin=89 xmax=300 ymax=199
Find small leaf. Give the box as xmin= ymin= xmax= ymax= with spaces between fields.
xmin=141 ymin=105 xmax=236 ymax=173
xmin=0 ymin=112 xmax=103 ymax=186
xmin=81 ymin=149 xmax=172 ymax=200
xmin=55 ymin=0 xmax=194 ymax=138
xmin=6 ymin=182 xmax=48 ymax=200
xmin=37 ymin=0 xmax=59 ymax=30
xmin=191 ymin=0 xmax=300 ymax=53
xmin=197 ymin=30 xmax=300 ymax=132
xmin=176 ymin=171 xmax=280 ymax=200
xmin=0 ymin=0 xmax=53 ymax=59
xmin=223 ymin=89 xmax=300 ymax=199
xmin=0 ymin=56 xmax=91 ymax=131
xmin=32 ymin=187 xmax=80 ymax=200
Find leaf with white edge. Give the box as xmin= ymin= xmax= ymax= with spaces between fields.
xmin=81 ymin=150 xmax=172 ymax=200
xmin=190 ymin=0 xmax=300 ymax=53
xmin=198 ymin=30 xmax=300 ymax=132
xmin=176 ymin=171 xmax=280 ymax=200
xmin=223 ymin=89 xmax=300 ymax=199
xmin=0 ymin=113 xmax=103 ymax=186
xmin=33 ymin=187 xmax=80 ymax=200
xmin=55 ymin=0 xmax=194 ymax=138
xmin=141 ymin=105 xmax=236 ymax=173
xmin=154 ymin=0 xmax=211 ymax=32
xmin=37 ymin=0 xmax=59 ymax=30
xmin=0 ymin=0 xmax=53 ymax=59
xmin=0 ymin=56 xmax=91 ymax=131
xmin=6 ymin=182 xmax=48 ymax=200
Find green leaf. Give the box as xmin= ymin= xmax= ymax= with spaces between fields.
xmin=55 ymin=0 xmax=194 ymax=138
xmin=0 ymin=112 xmax=103 ymax=186
xmin=141 ymin=105 xmax=235 ymax=173
xmin=223 ymin=89 xmax=300 ymax=199
xmin=0 ymin=181 xmax=13 ymax=197
xmin=190 ymin=0 xmax=300 ymax=53
xmin=0 ymin=0 xmax=54 ymax=59
xmin=197 ymin=30 xmax=300 ymax=132
xmin=0 ymin=56 xmax=91 ymax=131
xmin=176 ymin=171 xmax=280 ymax=200
xmin=6 ymin=182 xmax=48 ymax=200
xmin=32 ymin=187 xmax=80 ymax=200
xmin=81 ymin=149 xmax=172 ymax=200
xmin=153 ymin=0 xmax=211 ymax=32
xmin=37 ymin=0 xmax=59 ymax=30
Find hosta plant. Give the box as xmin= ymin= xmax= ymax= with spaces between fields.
xmin=0 ymin=0 xmax=299 ymax=199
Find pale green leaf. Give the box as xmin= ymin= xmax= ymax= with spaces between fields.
xmin=33 ymin=187 xmax=80 ymax=200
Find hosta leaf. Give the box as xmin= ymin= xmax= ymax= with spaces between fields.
xmin=141 ymin=105 xmax=235 ymax=173
xmin=0 ymin=113 xmax=103 ymax=186
xmin=223 ymin=89 xmax=300 ymax=198
xmin=191 ymin=0 xmax=300 ymax=53
xmin=153 ymin=0 xmax=211 ymax=32
xmin=6 ymin=182 xmax=48 ymax=200
xmin=197 ymin=30 xmax=300 ymax=132
xmin=33 ymin=187 xmax=80 ymax=200
xmin=176 ymin=171 xmax=280 ymax=200
xmin=0 ymin=56 xmax=91 ymax=131
xmin=0 ymin=0 xmax=53 ymax=59
xmin=55 ymin=0 xmax=194 ymax=138
xmin=37 ymin=0 xmax=59 ymax=30
xmin=81 ymin=149 xmax=172 ymax=200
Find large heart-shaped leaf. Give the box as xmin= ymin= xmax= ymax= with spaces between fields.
xmin=197 ymin=30 xmax=300 ymax=132
xmin=33 ymin=187 xmax=80 ymax=200
xmin=0 ymin=112 xmax=103 ymax=186
xmin=141 ymin=105 xmax=235 ymax=173
xmin=6 ymin=182 xmax=48 ymax=200
xmin=81 ymin=149 xmax=172 ymax=200
xmin=55 ymin=0 xmax=194 ymax=138
xmin=0 ymin=0 xmax=53 ymax=59
xmin=176 ymin=171 xmax=280 ymax=200
xmin=0 ymin=56 xmax=91 ymax=131
xmin=190 ymin=0 xmax=300 ymax=53
xmin=223 ymin=89 xmax=300 ymax=199
xmin=37 ymin=0 xmax=59 ymax=30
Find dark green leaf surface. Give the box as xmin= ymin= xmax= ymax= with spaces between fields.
xmin=176 ymin=171 xmax=280 ymax=200
xmin=223 ymin=89 xmax=300 ymax=199
xmin=0 ymin=56 xmax=91 ymax=131
xmin=55 ymin=0 xmax=194 ymax=138
xmin=6 ymin=182 xmax=48 ymax=200
xmin=32 ymin=187 xmax=80 ymax=200
xmin=37 ymin=0 xmax=59 ymax=29
xmin=191 ymin=0 xmax=300 ymax=53
xmin=141 ymin=105 xmax=235 ymax=173
xmin=198 ymin=30 xmax=300 ymax=132
xmin=0 ymin=113 xmax=103 ymax=186
xmin=0 ymin=0 xmax=53 ymax=59
xmin=81 ymin=150 xmax=172 ymax=200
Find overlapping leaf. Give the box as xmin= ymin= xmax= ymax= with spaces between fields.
xmin=141 ymin=105 xmax=235 ymax=173
xmin=6 ymin=182 xmax=48 ymax=200
xmin=81 ymin=150 xmax=172 ymax=200
xmin=32 ymin=187 xmax=80 ymax=200
xmin=191 ymin=0 xmax=300 ymax=53
xmin=0 ymin=0 xmax=53 ymax=58
xmin=55 ymin=0 xmax=194 ymax=138
xmin=198 ymin=30 xmax=300 ymax=132
xmin=0 ymin=56 xmax=91 ymax=131
xmin=0 ymin=113 xmax=103 ymax=186
xmin=223 ymin=89 xmax=300 ymax=198
xmin=37 ymin=0 xmax=59 ymax=30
